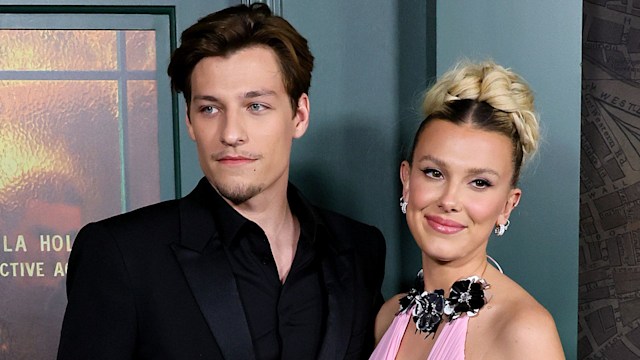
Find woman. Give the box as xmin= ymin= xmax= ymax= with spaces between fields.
xmin=370 ymin=61 xmax=564 ymax=359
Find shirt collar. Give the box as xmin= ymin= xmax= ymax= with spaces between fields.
xmin=209 ymin=182 xmax=327 ymax=248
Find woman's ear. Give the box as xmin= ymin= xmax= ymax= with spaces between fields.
xmin=400 ymin=160 xmax=411 ymax=200
xmin=497 ymin=188 xmax=522 ymax=225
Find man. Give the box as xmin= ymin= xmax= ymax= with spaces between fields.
xmin=57 ymin=4 xmax=386 ymax=360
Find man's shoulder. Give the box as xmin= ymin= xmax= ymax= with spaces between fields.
xmin=312 ymin=205 xmax=386 ymax=287
xmin=99 ymin=198 xmax=181 ymax=227
xmin=79 ymin=198 xmax=182 ymax=243
xmin=290 ymin=183 xmax=379 ymax=232
xmin=311 ymin=205 xmax=385 ymax=252
xmin=313 ymin=206 xmax=379 ymax=233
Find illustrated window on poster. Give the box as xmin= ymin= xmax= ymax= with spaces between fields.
xmin=0 ymin=9 xmax=176 ymax=359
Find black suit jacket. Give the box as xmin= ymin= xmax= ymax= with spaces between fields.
xmin=57 ymin=179 xmax=386 ymax=359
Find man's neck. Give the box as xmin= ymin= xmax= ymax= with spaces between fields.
xmin=231 ymin=183 xmax=300 ymax=283
xmin=231 ymin=182 xmax=289 ymax=232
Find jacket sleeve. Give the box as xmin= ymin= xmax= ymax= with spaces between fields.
xmin=57 ymin=222 xmax=137 ymax=360
xmin=372 ymin=226 xmax=386 ymax=315
xmin=361 ymin=225 xmax=387 ymax=359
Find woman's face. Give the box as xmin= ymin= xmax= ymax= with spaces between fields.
xmin=401 ymin=119 xmax=521 ymax=264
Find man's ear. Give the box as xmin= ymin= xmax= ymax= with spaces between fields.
xmin=292 ymin=93 xmax=310 ymax=139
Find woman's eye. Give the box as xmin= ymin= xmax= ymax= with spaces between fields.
xmin=471 ymin=179 xmax=492 ymax=189
xmin=422 ymin=168 xmax=443 ymax=179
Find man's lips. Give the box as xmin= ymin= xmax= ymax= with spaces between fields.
xmin=215 ymin=153 xmax=258 ymax=165
xmin=211 ymin=151 xmax=261 ymax=165
xmin=425 ymin=215 xmax=466 ymax=234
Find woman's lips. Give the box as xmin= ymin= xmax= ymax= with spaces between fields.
xmin=425 ymin=215 xmax=466 ymax=234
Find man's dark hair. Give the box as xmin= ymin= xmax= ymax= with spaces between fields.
xmin=167 ymin=3 xmax=314 ymax=111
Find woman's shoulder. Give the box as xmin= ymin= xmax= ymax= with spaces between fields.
xmin=374 ymin=293 xmax=405 ymax=345
xmin=489 ymin=272 xmax=552 ymax=321
xmin=476 ymin=272 xmax=564 ymax=359
xmin=495 ymin=296 xmax=564 ymax=359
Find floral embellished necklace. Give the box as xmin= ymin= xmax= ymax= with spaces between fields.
xmin=398 ymin=269 xmax=490 ymax=337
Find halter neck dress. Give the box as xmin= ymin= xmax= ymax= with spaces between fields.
xmin=369 ymin=306 xmax=469 ymax=360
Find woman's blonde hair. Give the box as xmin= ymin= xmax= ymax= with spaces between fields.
xmin=410 ymin=60 xmax=539 ymax=185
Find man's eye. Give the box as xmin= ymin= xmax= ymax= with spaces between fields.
xmin=249 ymin=103 xmax=267 ymax=112
xmin=200 ymin=106 xmax=218 ymax=114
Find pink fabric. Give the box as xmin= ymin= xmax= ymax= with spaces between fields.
xmin=428 ymin=315 xmax=468 ymax=360
xmin=369 ymin=309 xmax=468 ymax=360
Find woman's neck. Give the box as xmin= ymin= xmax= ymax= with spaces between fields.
xmin=420 ymin=254 xmax=488 ymax=296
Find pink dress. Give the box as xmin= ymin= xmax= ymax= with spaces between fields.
xmin=369 ymin=308 xmax=468 ymax=360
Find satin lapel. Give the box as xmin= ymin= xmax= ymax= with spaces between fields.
xmin=172 ymin=180 xmax=256 ymax=360
xmin=171 ymin=240 xmax=256 ymax=360
xmin=317 ymin=249 xmax=356 ymax=360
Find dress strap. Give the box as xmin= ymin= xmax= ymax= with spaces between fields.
xmin=368 ymin=311 xmax=411 ymax=360
xmin=428 ymin=315 xmax=469 ymax=360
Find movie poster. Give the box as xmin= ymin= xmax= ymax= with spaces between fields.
xmin=0 ymin=29 xmax=161 ymax=359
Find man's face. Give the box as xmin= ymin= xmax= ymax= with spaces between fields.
xmin=186 ymin=46 xmax=309 ymax=205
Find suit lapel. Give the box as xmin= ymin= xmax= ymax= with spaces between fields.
xmin=293 ymin=187 xmax=358 ymax=360
xmin=317 ymin=248 xmax=356 ymax=360
xmin=172 ymin=179 xmax=256 ymax=360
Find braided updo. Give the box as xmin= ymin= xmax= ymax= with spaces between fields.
xmin=409 ymin=60 xmax=540 ymax=185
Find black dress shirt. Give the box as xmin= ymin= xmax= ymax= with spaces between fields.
xmin=211 ymin=186 xmax=327 ymax=360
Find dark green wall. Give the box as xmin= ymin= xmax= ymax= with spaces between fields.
xmin=284 ymin=1 xmax=425 ymax=296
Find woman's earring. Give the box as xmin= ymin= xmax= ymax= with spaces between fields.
xmin=400 ymin=197 xmax=408 ymax=214
xmin=494 ymin=219 xmax=510 ymax=236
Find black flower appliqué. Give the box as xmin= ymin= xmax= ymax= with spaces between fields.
xmin=444 ymin=276 xmax=489 ymax=320
xmin=405 ymin=289 xmax=445 ymax=335
xmin=398 ymin=270 xmax=490 ymax=337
